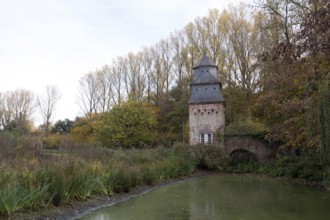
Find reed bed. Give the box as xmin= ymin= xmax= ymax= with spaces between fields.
xmin=0 ymin=138 xmax=196 ymax=217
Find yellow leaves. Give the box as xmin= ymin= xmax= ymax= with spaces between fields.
xmin=70 ymin=114 xmax=100 ymax=144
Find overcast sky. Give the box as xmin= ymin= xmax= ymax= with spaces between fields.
xmin=0 ymin=0 xmax=252 ymax=125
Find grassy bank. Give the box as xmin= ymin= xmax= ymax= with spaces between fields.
xmin=0 ymin=139 xmax=196 ymax=217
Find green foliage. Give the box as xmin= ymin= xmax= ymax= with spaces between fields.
xmin=319 ymin=80 xmax=330 ymax=163
xmin=0 ymin=144 xmax=196 ymax=217
xmin=222 ymin=87 xmax=248 ymax=124
xmin=96 ymin=100 xmax=157 ymax=148
xmin=42 ymin=135 xmax=62 ymax=150
xmin=51 ymin=119 xmax=74 ymax=134
xmin=223 ymin=162 xmax=260 ymax=174
xmin=0 ymin=132 xmax=17 ymax=157
xmin=324 ymin=167 xmax=330 ymax=191
xmin=70 ymin=114 xmax=100 ymax=144
xmin=223 ymin=152 xmax=324 ymax=182
xmin=190 ymin=145 xmax=227 ymax=170
xmin=263 ymin=154 xmax=323 ymax=181
xmin=2 ymin=120 xmax=34 ymax=136
xmin=0 ymin=176 xmax=50 ymax=215
xmin=105 ymin=167 xmax=139 ymax=193
xmin=225 ymin=120 xmax=268 ymax=137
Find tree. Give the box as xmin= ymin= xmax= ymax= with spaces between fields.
xmin=95 ymin=65 xmax=114 ymax=113
xmin=0 ymin=89 xmax=35 ymax=134
xmin=222 ymin=4 xmax=261 ymax=119
xmin=78 ymin=72 xmax=100 ymax=115
xmin=37 ymin=85 xmax=61 ymax=134
xmin=51 ymin=118 xmax=74 ymax=134
xmin=254 ymin=0 xmax=307 ymax=45
xmin=96 ymin=100 xmax=157 ymax=148
xmin=254 ymin=0 xmax=329 ymax=149
xmin=70 ymin=115 xmax=100 ymax=143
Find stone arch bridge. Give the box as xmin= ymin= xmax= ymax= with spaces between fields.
xmin=223 ymin=136 xmax=276 ymax=163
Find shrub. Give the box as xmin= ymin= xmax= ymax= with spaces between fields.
xmin=190 ymin=145 xmax=227 ymax=170
xmin=0 ymin=132 xmax=17 ymax=158
xmin=96 ymin=100 xmax=158 ymax=148
xmin=270 ymin=154 xmax=323 ymax=181
xmin=225 ymin=120 xmax=268 ymax=137
xmin=42 ymin=135 xmax=62 ymax=149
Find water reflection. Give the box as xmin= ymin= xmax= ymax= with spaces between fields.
xmin=80 ymin=175 xmax=330 ymax=220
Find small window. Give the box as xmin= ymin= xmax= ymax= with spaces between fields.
xmin=200 ymin=134 xmax=205 ymax=144
xmin=196 ymin=89 xmax=198 ymax=91
xmin=214 ymin=87 xmax=216 ymax=90
xmin=208 ymin=133 xmax=212 ymax=143
xmin=200 ymin=133 xmax=213 ymax=144
xmin=205 ymin=88 xmax=208 ymax=90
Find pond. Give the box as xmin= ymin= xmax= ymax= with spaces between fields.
xmin=79 ymin=175 xmax=330 ymax=220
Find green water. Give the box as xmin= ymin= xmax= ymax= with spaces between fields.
xmin=80 ymin=175 xmax=330 ymax=220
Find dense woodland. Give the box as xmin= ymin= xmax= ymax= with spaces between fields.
xmin=0 ymin=0 xmax=329 ymax=216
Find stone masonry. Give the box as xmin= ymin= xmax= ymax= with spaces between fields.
xmin=188 ymin=55 xmax=225 ymax=146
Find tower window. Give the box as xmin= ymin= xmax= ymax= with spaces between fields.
xmin=208 ymin=133 xmax=212 ymax=143
xmin=205 ymin=88 xmax=208 ymax=90
xmin=200 ymin=133 xmax=213 ymax=144
xmin=200 ymin=134 xmax=205 ymax=143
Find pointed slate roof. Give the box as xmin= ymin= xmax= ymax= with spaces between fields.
xmin=188 ymin=84 xmax=225 ymax=104
xmin=189 ymin=55 xmax=225 ymax=104
xmin=193 ymin=54 xmax=217 ymax=69
xmin=191 ymin=70 xmax=219 ymax=84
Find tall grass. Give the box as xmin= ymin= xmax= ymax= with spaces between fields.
xmin=0 ymin=137 xmax=196 ymax=217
